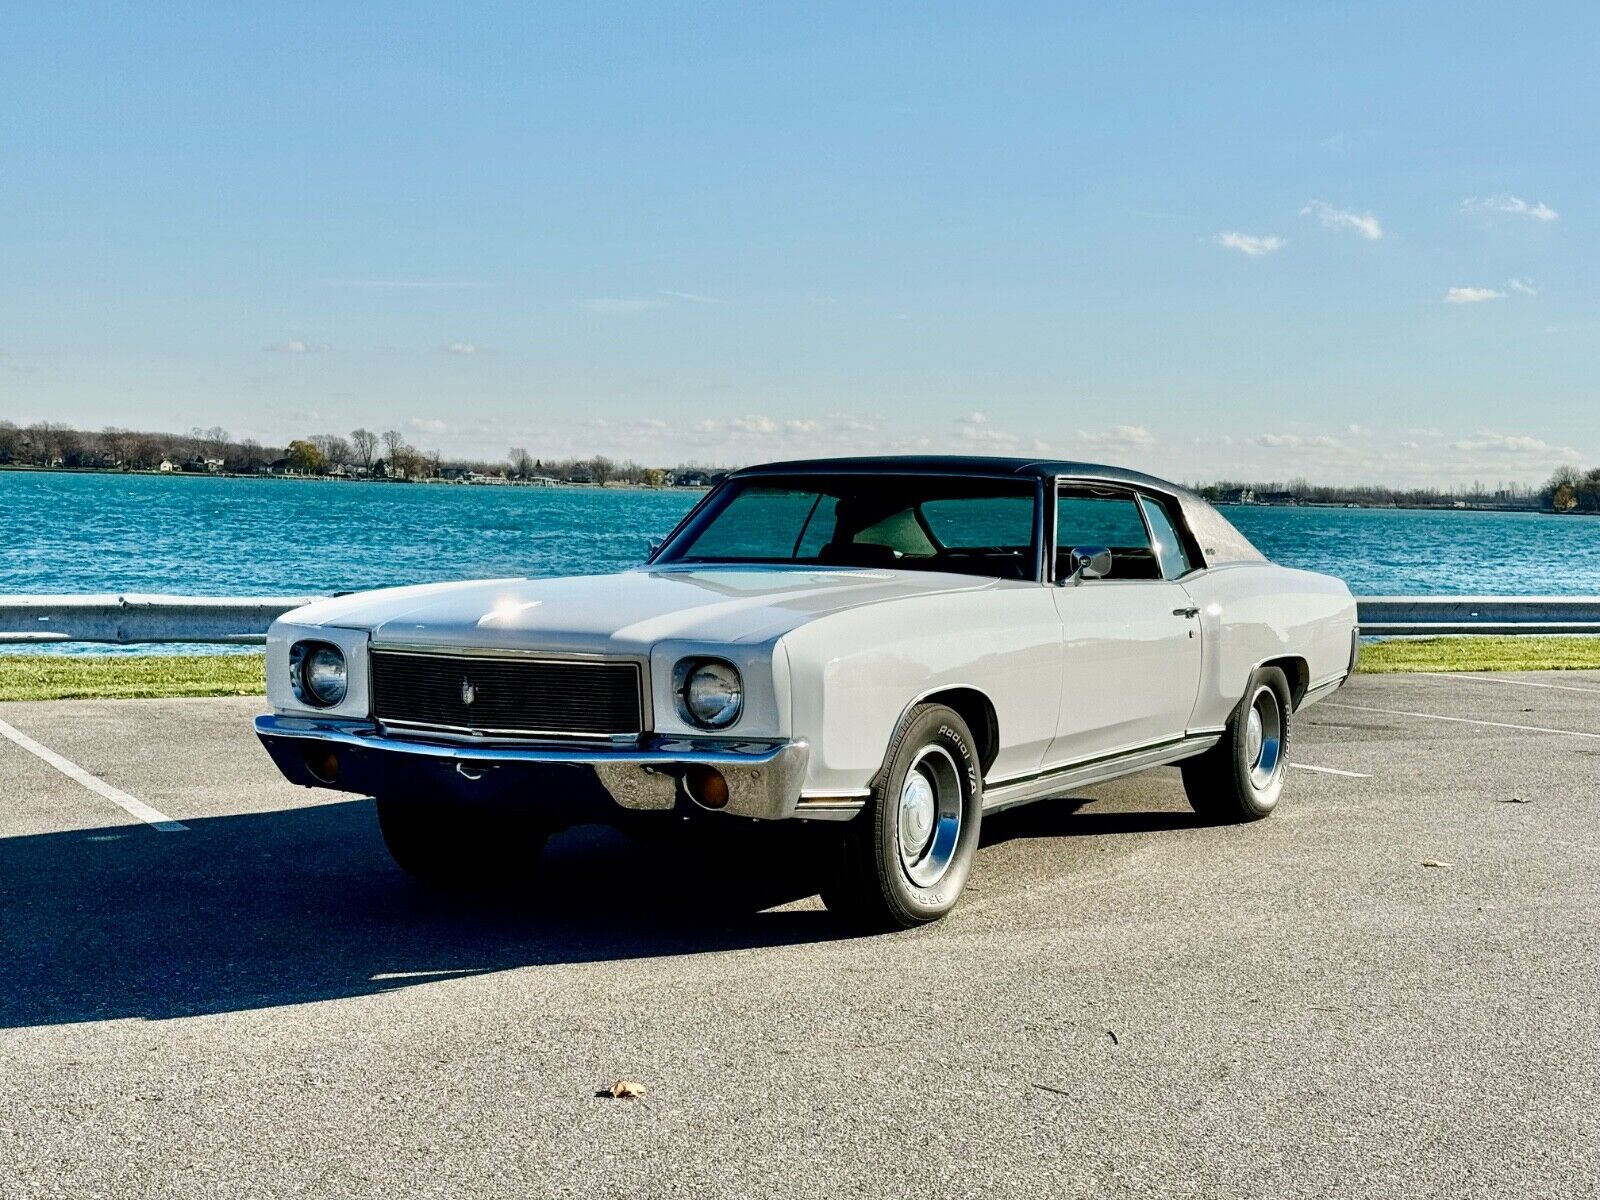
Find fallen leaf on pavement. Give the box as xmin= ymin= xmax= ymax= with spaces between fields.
xmin=1496 ymin=797 xmax=1531 ymax=804
xmin=1420 ymin=859 xmax=1454 ymax=869
xmin=597 ymin=1079 xmax=646 ymax=1100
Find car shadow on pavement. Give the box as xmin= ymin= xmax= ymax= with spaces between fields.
xmin=0 ymin=798 xmax=849 ymax=1029
xmin=980 ymin=796 xmax=1207 ymax=847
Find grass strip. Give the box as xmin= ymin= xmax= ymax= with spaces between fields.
xmin=1357 ymin=636 xmax=1600 ymax=674
xmin=0 ymin=653 xmax=266 ymax=702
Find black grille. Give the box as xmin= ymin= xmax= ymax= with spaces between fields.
xmin=370 ymin=650 xmax=644 ymax=738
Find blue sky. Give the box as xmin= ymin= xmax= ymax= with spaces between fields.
xmin=2 ymin=2 xmax=1595 ymax=485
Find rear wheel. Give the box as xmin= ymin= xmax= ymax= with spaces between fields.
xmin=1180 ymin=666 xmax=1292 ymax=823
xmin=821 ymin=703 xmax=983 ymax=930
xmin=375 ymin=796 xmax=550 ymax=888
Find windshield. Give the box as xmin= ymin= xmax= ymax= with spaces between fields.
xmin=655 ymin=474 xmax=1040 ymax=580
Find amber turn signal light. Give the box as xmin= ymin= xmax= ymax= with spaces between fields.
xmin=302 ymin=746 xmax=340 ymax=785
xmin=683 ymin=764 xmax=730 ymax=810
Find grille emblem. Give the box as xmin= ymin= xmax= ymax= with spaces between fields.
xmin=460 ymin=678 xmax=476 ymax=706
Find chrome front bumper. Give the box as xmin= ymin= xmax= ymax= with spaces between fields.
xmin=254 ymin=714 xmax=811 ymax=822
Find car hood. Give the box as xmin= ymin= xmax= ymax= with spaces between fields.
xmin=282 ymin=566 xmax=1001 ymax=653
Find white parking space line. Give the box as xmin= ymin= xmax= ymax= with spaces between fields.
xmin=1434 ymin=672 xmax=1600 ymax=695
xmin=1290 ymin=763 xmax=1371 ymax=778
xmin=1324 ymin=702 xmax=1600 ymax=741
xmin=0 ymin=717 xmax=187 ymax=832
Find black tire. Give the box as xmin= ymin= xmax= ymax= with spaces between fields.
xmin=375 ymin=796 xmax=550 ymax=888
xmin=820 ymin=703 xmax=984 ymax=930
xmin=1181 ymin=665 xmax=1292 ymax=823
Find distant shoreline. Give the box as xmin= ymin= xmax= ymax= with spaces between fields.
xmin=0 ymin=463 xmax=709 ymax=493
xmin=4 ymin=461 xmax=1572 ymax=513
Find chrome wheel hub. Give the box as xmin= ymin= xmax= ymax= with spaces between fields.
xmin=1246 ymin=686 xmax=1283 ymax=790
xmin=898 ymin=771 xmax=936 ymax=856
xmin=896 ymin=745 xmax=965 ymax=889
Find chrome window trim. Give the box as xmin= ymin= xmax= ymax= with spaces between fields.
xmin=1050 ymin=475 xmax=1208 ymax=585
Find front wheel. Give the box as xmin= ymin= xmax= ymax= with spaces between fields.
xmin=820 ymin=703 xmax=984 ymax=930
xmin=1180 ymin=665 xmax=1292 ymax=823
xmin=375 ymin=796 xmax=550 ymax=888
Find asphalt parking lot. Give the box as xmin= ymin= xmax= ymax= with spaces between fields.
xmin=2 ymin=672 xmax=1598 ymax=1198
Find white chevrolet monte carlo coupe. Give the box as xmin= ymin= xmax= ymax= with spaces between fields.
xmin=257 ymin=456 xmax=1358 ymax=928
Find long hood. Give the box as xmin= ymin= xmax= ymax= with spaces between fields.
xmin=282 ymin=566 xmax=999 ymax=652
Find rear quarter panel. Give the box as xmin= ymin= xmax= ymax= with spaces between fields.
xmin=1182 ymin=563 xmax=1357 ymax=730
xmin=778 ymin=583 xmax=1063 ymax=795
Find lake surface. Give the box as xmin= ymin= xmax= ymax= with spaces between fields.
xmin=5 ymin=471 xmax=1600 ymax=600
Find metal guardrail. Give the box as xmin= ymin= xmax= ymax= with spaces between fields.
xmin=1356 ymin=596 xmax=1600 ymax=637
xmin=1 ymin=593 xmax=1598 ymax=646
xmin=0 ymin=594 xmax=317 ymax=645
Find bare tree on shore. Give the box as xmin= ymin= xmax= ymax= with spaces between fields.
xmin=382 ymin=429 xmax=405 ymax=462
xmin=351 ymin=428 xmax=378 ymax=474
xmin=191 ymin=426 xmax=229 ymax=460
xmin=508 ymin=447 xmax=535 ymax=479
xmin=99 ymin=427 xmax=139 ymax=467
xmin=310 ymin=434 xmax=352 ymax=471
xmin=235 ymin=438 xmax=267 ymax=472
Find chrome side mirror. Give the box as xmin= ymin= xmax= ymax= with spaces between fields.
xmin=1060 ymin=545 xmax=1112 ymax=586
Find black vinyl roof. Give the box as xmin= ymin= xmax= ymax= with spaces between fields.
xmin=732 ymin=455 xmax=1194 ymax=497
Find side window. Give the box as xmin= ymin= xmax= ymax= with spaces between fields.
xmin=1056 ymin=488 xmax=1160 ymax=581
xmin=921 ymin=496 xmax=1035 ymax=550
xmin=1138 ymin=494 xmax=1196 ymax=579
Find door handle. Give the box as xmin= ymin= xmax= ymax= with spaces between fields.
xmin=1173 ymin=605 xmax=1200 ymax=618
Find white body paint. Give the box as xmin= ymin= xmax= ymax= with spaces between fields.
xmin=264 ymin=553 xmax=1357 ymax=800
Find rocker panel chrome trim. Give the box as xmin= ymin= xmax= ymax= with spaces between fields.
xmin=982 ymin=732 xmax=1222 ymax=813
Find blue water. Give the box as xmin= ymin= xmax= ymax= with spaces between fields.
xmin=5 ymin=471 xmax=1600 ymax=598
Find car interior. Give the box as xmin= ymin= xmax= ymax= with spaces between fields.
xmin=666 ymin=476 xmax=1039 ymax=580
xmin=1055 ymin=487 xmax=1165 ymax=581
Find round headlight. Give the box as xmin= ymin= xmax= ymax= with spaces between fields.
xmin=679 ymin=659 xmax=742 ymax=729
xmin=291 ymin=641 xmax=347 ymax=707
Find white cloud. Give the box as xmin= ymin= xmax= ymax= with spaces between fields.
xmin=1215 ymin=232 xmax=1285 ymax=257
xmin=579 ymin=298 xmax=661 ymax=315
xmin=1444 ymin=287 xmax=1506 ymax=304
xmin=408 ymin=418 xmax=449 ymax=435
xmin=444 ymin=341 xmax=481 ymax=355
xmin=1448 ymin=432 xmax=1549 ymax=453
xmin=1254 ymin=433 xmax=1302 ymax=448
xmin=836 ymin=417 xmax=878 ymax=433
xmin=658 ymin=290 xmax=723 ymax=304
xmin=955 ymin=412 xmax=1020 ymax=447
xmin=262 ymin=338 xmax=331 ymax=354
xmin=1300 ymin=200 xmax=1384 ymax=240
xmin=1507 ymin=278 xmax=1539 ymax=297
xmin=1346 ymin=423 xmax=1371 ymax=436
xmin=729 ymin=415 xmax=777 ymax=435
xmin=1463 ymin=195 xmax=1559 ymax=222
xmin=1077 ymin=424 xmax=1154 ymax=448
